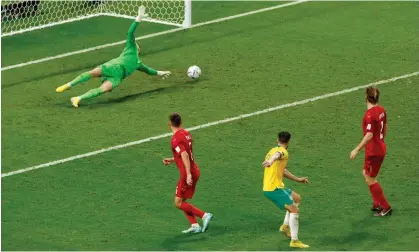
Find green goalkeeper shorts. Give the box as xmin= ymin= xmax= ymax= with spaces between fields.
xmin=264 ymin=188 xmax=294 ymax=210
xmin=100 ymin=62 xmax=125 ymax=89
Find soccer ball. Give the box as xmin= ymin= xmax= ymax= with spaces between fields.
xmin=187 ymin=65 xmax=201 ymax=79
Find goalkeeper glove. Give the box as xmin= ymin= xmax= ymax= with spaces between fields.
xmin=157 ymin=71 xmax=171 ymax=79
xmin=135 ymin=5 xmax=148 ymax=22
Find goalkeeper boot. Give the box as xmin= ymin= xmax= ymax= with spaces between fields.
xmin=280 ymin=224 xmax=291 ymax=238
xmin=70 ymin=97 xmax=81 ymax=108
xmin=56 ymin=83 xmax=71 ymax=93
xmin=290 ymin=240 xmax=309 ymax=248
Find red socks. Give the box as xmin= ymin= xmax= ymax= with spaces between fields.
xmin=180 ymin=202 xmax=205 ymax=218
xmin=369 ymin=182 xmax=390 ymax=209
xmin=368 ymin=183 xmax=380 ymax=207
xmin=183 ymin=211 xmax=198 ymax=224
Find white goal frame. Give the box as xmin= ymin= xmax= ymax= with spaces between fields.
xmin=1 ymin=0 xmax=192 ymax=37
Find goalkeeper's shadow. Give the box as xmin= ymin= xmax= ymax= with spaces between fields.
xmin=92 ymin=82 xmax=195 ymax=107
xmin=102 ymin=86 xmax=175 ymax=104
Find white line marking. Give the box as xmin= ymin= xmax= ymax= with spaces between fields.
xmin=1 ymin=13 xmax=103 ymax=37
xmin=1 ymin=0 xmax=307 ymax=71
xmin=2 ymin=71 xmax=418 ymax=178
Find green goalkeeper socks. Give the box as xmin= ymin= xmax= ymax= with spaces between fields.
xmin=79 ymin=88 xmax=105 ymax=100
xmin=69 ymin=72 xmax=92 ymax=87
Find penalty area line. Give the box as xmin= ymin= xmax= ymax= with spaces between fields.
xmin=2 ymin=70 xmax=418 ymax=178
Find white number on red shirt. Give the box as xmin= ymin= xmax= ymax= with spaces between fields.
xmin=380 ymin=121 xmax=384 ymax=139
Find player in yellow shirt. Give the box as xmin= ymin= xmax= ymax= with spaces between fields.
xmin=262 ymin=131 xmax=310 ymax=248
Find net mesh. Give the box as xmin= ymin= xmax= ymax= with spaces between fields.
xmin=103 ymin=0 xmax=185 ymax=26
xmin=1 ymin=0 xmax=186 ymax=36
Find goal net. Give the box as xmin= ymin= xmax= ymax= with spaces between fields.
xmin=1 ymin=0 xmax=191 ymax=37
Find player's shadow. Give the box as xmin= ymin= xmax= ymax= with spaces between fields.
xmin=89 ymin=82 xmax=194 ymax=107
xmin=161 ymin=225 xmax=229 ymax=250
xmin=98 ymin=86 xmax=174 ymax=104
xmin=100 ymin=74 xmax=202 ymax=104
xmin=319 ymin=214 xmax=387 ymax=247
xmin=51 ymin=87 xmax=170 ymax=109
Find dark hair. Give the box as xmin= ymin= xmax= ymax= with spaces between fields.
xmin=366 ymin=86 xmax=380 ymax=104
xmin=278 ymin=131 xmax=291 ymax=144
xmin=169 ymin=113 xmax=182 ymax=127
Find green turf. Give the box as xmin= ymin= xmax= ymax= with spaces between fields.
xmin=1 ymin=1 xmax=281 ymax=65
xmin=2 ymin=1 xmax=419 ymax=250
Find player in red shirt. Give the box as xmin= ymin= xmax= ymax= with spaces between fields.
xmin=163 ymin=113 xmax=213 ymax=233
xmin=350 ymin=86 xmax=392 ymax=217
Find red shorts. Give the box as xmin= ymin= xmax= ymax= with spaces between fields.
xmin=176 ymin=171 xmax=200 ymax=199
xmin=363 ymin=156 xmax=385 ymax=177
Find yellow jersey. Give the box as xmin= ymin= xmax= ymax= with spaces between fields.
xmin=263 ymin=146 xmax=289 ymax=191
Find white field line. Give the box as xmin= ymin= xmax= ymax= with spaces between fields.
xmin=1 ymin=0 xmax=308 ymax=71
xmin=0 ymin=13 xmax=103 ymax=37
xmin=2 ymin=71 xmax=418 ymax=178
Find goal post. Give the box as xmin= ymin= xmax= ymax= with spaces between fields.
xmin=1 ymin=0 xmax=192 ymax=37
xmin=183 ymin=0 xmax=191 ymax=28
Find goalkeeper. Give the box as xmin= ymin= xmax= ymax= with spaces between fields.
xmin=56 ymin=6 xmax=171 ymax=108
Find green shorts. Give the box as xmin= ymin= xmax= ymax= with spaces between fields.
xmin=264 ymin=188 xmax=294 ymax=210
xmin=100 ymin=62 xmax=125 ymax=89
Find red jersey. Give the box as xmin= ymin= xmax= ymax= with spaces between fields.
xmin=362 ymin=105 xmax=387 ymax=157
xmin=171 ymin=129 xmax=199 ymax=176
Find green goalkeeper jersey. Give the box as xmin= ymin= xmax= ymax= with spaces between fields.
xmin=107 ymin=21 xmax=146 ymax=78
xmin=102 ymin=21 xmax=157 ymax=82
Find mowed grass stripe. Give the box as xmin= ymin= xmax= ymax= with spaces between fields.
xmin=2 ymin=70 xmax=418 ymax=178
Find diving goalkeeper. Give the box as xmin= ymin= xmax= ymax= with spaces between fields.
xmin=56 ymin=6 xmax=171 ymax=108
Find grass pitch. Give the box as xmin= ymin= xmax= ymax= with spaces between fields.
xmin=2 ymin=1 xmax=419 ymax=250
